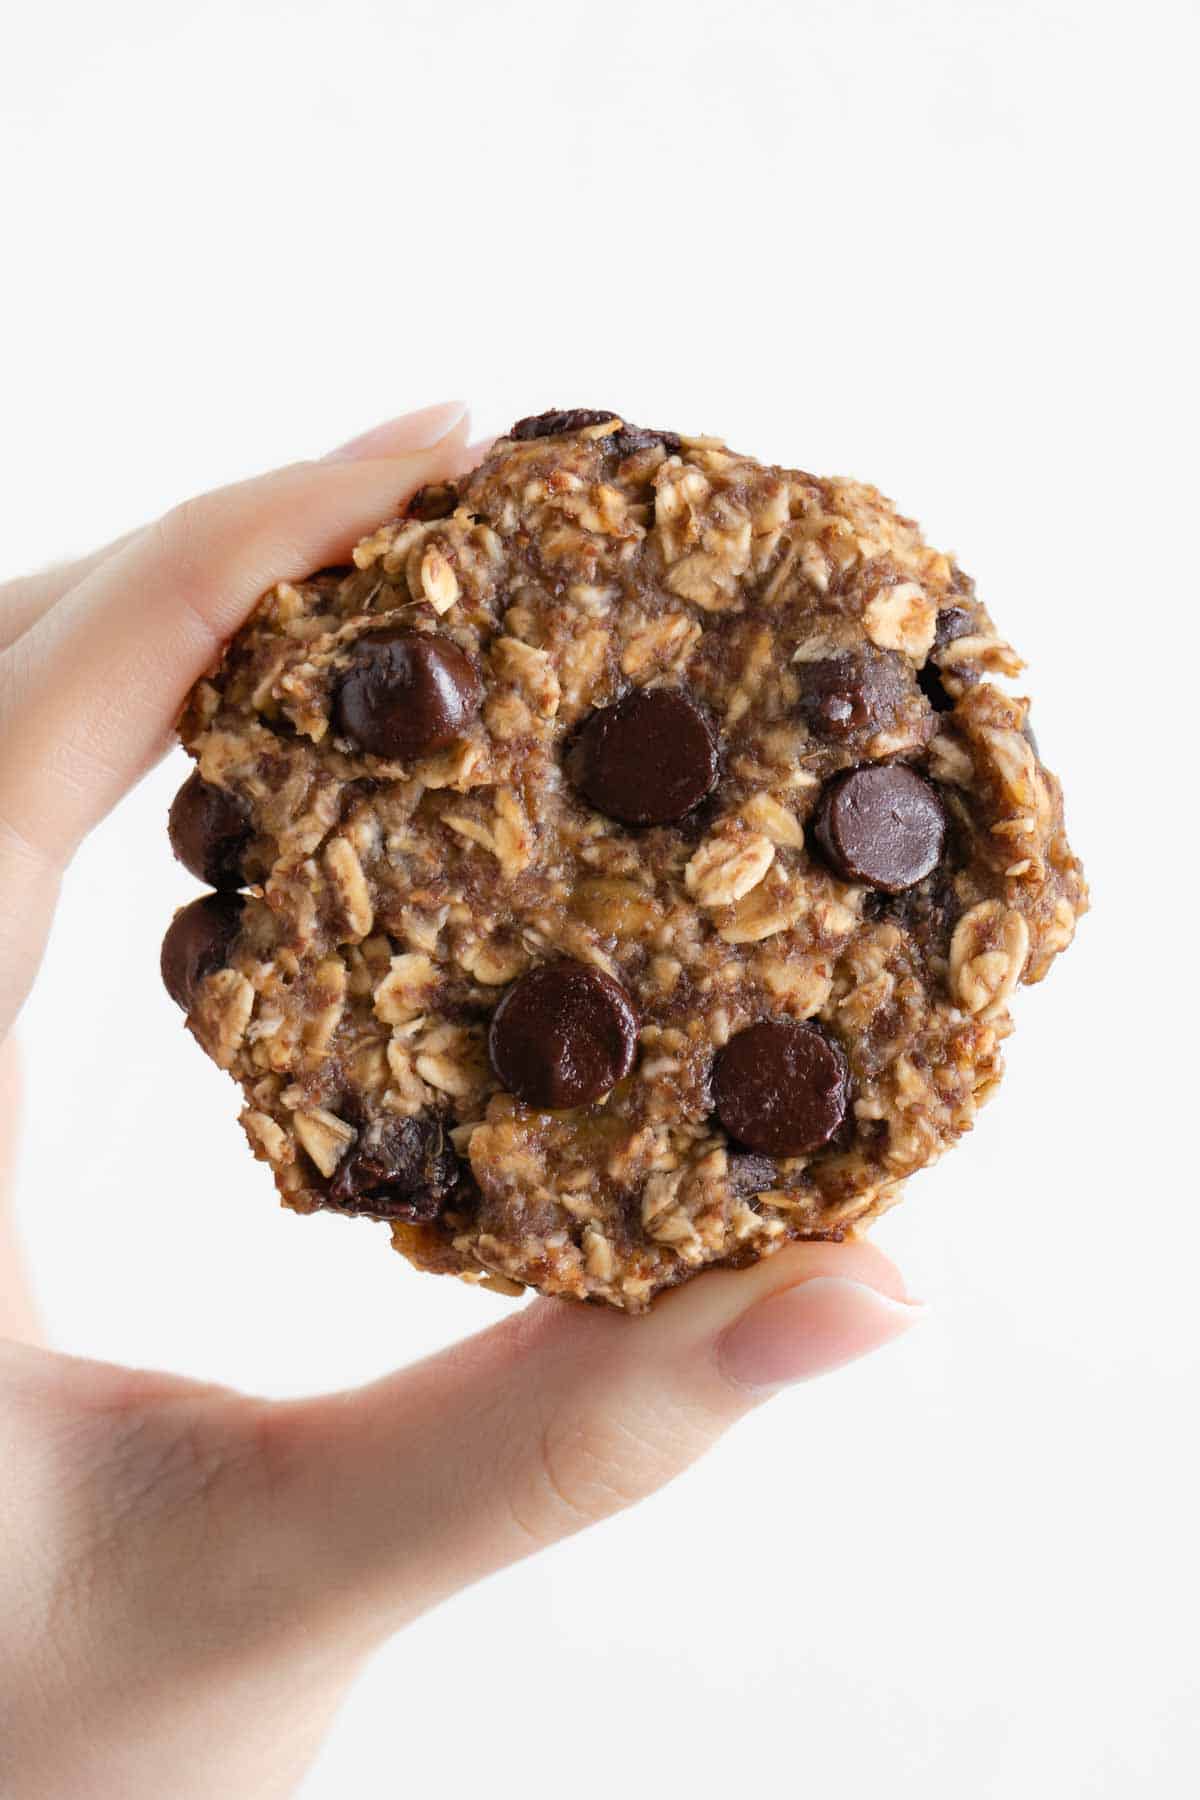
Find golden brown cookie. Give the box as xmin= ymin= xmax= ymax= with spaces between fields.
xmin=162 ymin=409 xmax=1087 ymax=1310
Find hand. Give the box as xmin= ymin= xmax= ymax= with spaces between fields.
xmin=0 ymin=403 xmax=923 ymax=1800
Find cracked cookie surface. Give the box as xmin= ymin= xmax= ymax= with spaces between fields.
xmin=164 ymin=410 xmax=1087 ymax=1311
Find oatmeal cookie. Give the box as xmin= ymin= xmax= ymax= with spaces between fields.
xmin=162 ymin=409 xmax=1087 ymax=1310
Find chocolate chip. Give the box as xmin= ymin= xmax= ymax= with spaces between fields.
xmin=726 ymin=1151 xmax=779 ymax=1196
xmin=510 ymin=409 xmax=619 ymax=441
xmin=715 ymin=1021 xmax=849 ymax=1157
xmin=797 ymin=649 xmax=907 ymax=741
xmin=489 ymin=961 xmax=640 ymax=1109
xmin=573 ymin=688 xmax=719 ymax=826
xmin=407 ymin=482 xmax=458 ymax=521
xmin=813 ymin=765 xmax=947 ymax=893
xmin=160 ymin=893 xmax=244 ymax=1011
xmin=167 ymin=771 xmax=251 ymax=889
xmin=334 ymin=628 xmax=482 ymax=760
xmin=326 ymin=1115 xmax=460 ymax=1221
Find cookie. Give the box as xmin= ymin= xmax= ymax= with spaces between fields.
xmin=165 ymin=410 xmax=1087 ymax=1311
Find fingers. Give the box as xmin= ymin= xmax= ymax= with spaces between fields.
xmin=0 ymin=530 xmax=143 ymax=651
xmin=0 ymin=1035 xmax=40 ymax=1347
xmin=0 ymin=402 xmax=478 ymax=653
xmin=0 ymin=401 xmax=470 ymax=859
xmin=265 ymin=1240 xmax=922 ymax=1647
xmin=0 ymin=405 xmax=470 ymax=1032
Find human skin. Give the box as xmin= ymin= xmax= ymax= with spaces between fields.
xmin=0 ymin=403 xmax=922 ymax=1799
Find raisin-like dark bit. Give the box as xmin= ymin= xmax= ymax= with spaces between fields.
xmin=919 ymin=605 xmax=978 ymax=712
xmin=407 ymin=482 xmax=458 ymax=521
xmin=510 ymin=409 xmax=620 ymax=440
xmin=508 ymin=409 xmax=682 ymax=460
xmin=326 ymin=1116 xmax=461 ymax=1222
xmin=609 ymin=424 xmax=682 ymax=459
xmin=933 ymin=605 xmax=976 ymax=651
xmin=865 ymin=873 xmax=962 ymax=969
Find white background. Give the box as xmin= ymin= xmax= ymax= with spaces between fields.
xmin=3 ymin=2 xmax=1198 ymax=1795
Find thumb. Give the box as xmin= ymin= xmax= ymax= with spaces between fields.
xmin=260 ymin=1238 xmax=922 ymax=1647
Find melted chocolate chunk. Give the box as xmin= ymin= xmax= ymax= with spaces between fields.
xmin=335 ymin=628 xmax=482 ymax=760
xmin=160 ymin=893 xmax=244 ymax=1012
xmin=510 ymin=409 xmax=619 ymax=440
xmin=865 ymin=870 xmax=962 ymax=969
xmin=573 ymin=688 xmax=719 ymax=826
xmin=919 ymin=606 xmax=978 ymax=713
xmin=813 ymin=765 xmax=947 ymax=892
xmin=326 ymin=1115 xmax=460 ymax=1221
xmin=489 ymin=961 xmax=640 ymax=1109
xmin=406 ymin=482 xmax=458 ymax=521
xmin=933 ymin=605 xmax=975 ymax=651
xmin=715 ymin=1021 xmax=849 ymax=1157
xmin=797 ymin=649 xmax=908 ymax=741
xmin=168 ymin=771 xmax=251 ymax=889
xmin=509 ymin=409 xmax=681 ymax=461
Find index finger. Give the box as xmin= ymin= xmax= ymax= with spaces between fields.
xmin=0 ymin=420 xmax=471 ymax=868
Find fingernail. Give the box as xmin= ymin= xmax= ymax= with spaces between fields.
xmin=718 ymin=1276 xmax=926 ymax=1393
xmin=323 ymin=401 xmax=468 ymax=461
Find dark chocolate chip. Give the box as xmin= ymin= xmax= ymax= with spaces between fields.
xmin=726 ymin=1151 xmax=780 ymax=1196
xmin=813 ymin=765 xmax=947 ymax=893
xmin=160 ymin=893 xmax=244 ymax=1012
xmin=573 ymin=688 xmax=719 ymax=826
xmin=510 ymin=409 xmax=619 ymax=441
xmin=715 ymin=1021 xmax=849 ymax=1157
xmin=326 ymin=1115 xmax=460 ymax=1222
xmin=797 ymin=649 xmax=908 ymax=741
xmin=609 ymin=424 xmax=682 ymax=459
xmin=407 ymin=482 xmax=458 ymax=521
xmin=334 ymin=627 xmax=482 ymax=760
xmin=489 ymin=961 xmax=639 ymax=1110
xmin=167 ymin=771 xmax=252 ymax=889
